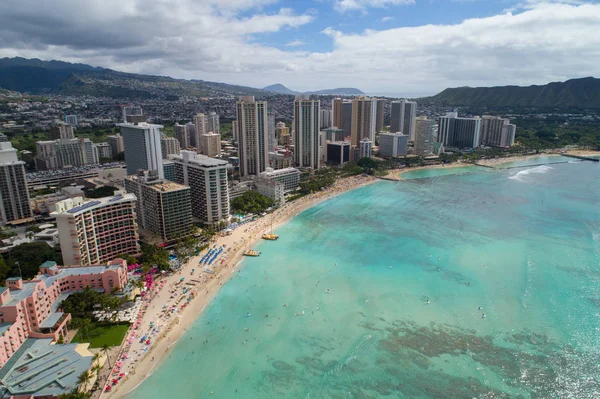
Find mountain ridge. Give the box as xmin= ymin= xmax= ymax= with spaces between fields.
xmin=421 ymin=77 xmax=600 ymax=108
xmin=262 ymin=83 xmax=364 ymax=96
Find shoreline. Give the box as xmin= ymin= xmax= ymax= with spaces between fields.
xmin=107 ymin=174 xmax=377 ymax=398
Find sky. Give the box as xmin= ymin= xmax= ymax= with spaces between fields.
xmin=0 ymin=0 xmax=599 ymax=97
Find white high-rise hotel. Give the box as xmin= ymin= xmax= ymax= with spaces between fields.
xmin=236 ymin=96 xmax=269 ymax=177
xmin=119 ymin=122 xmax=164 ymax=179
xmin=293 ymin=95 xmax=321 ymax=170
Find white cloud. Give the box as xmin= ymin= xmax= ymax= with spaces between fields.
xmin=335 ymin=0 xmax=415 ymax=12
xmin=286 ymin=40 xmax=306 ymax=47
xmin=0 ymin=1 xmax=599 ymax=95
xmin=381 ymin=16 xmax=394 ymax=22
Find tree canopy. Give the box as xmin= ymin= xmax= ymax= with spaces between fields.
xmin=230 ymin=191 xmax=274 ymax=214
xmin=85 ymin=186 xmax=117 ymax=199
xmin=2 ymin=242 xmax=62 ymax=281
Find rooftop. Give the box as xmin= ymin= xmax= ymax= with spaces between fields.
xmin=52 ymin=193 xmax=136 ymax=217
xmin=0 ymin=338 xmax=94 ymax=398
xmin=117 ymin=122 xmax=163 ymax=129
xmin=171 ymin=151 xmax=228 ymax=167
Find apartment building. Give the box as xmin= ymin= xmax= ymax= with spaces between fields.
xmin=259 ymin=167 xmax=300 ymax=192
xmin=52 ymin=194 xmax=140 ymax=266
xmin=0 ymin=142 xmax=32 ymax=224
xmin=124 ymin=171 xmax=192 ymax=240
xmin=170 ymin=151 xmax=230 ymax=225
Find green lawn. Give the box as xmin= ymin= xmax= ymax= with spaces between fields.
xmin=72 ymin=323 xmax=130 ymax=348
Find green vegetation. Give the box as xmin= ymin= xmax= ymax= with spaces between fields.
xmin=139 ymin=243 xmax=171 ymax=271
xmin=231 ymin=191 xmax=274 ymax=214
xmin=71 ymin=322 xmax=129 ymax=348
xmin=59 ymin=287 xmax=124 ymax=317
xmin=85 ymin=186 xmax=117 ymax=199
xmin=58 ymin=389 xmax=92 ymax=399
xmin=174 ymin=229 xmax=204 ymax=265
xmin=1 ymin=242 xmax=63 ymax=281
xmin=0 ymin=229 xmax=16 ymax=239
xmin=422 ymin=77 xmax=600 ymax=108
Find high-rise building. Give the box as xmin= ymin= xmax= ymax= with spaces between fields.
xmin=200 ymin=132 xmax=222 ymax=157
xmin=108 ymin=133 xmax=124 ymax=156
xmin=267 ymin=110 xmax=276 ymax=152
xmin=275 ymin=122 xmax=289 ymax=145
xmin=375 ymin=100 xmax=385 ymax=133
xmin=95 ymin=142 xmax=113 ymax=159
xmin=390 ymin=100 xmax=417 ymax=140
xmin=359 ymin=138 xmax=373 ymax=159
xmin=52 ymin=193 xmax=140 ymax=266
xmin=207 ymin=111 xmax=220 ymax=135
xmin=268 ymin=151 xmax=293 ymax=170
xmin=121 ymin=105 xmax=143 ymax=123
xmin=0 ymin=142 xmax=32 ymax=223
xmin=378 ymin=132 xmax=408 ymax=158
xmin=161 ymin=136 xmax=181 ymax=159
xmin=36 ymin=138 xmax=98 ymax=170
xmin=326 ymin=141 xmax=351 ymax=165
xmin=236 ymin=96 xmax=269 ymax=177
xmin=232 ymin=120 xmax=239 ymax=144
xmin=170 ymin=151 xmax=230 ymax=225
xmin=254 ymin=177 xmax=285 ymax=205
xmin=119 ymin=122 xmax=164 ymax=178
xmin=324 ymin=127 xmax=345 ymax=142
xmin=63 ymin=114 xmax=78 ymax=127
xmin=480 ymin=115 xmax=517 ymax=147
xmin=124 ymin=171 xmax=192 ymax=240
xmin=174 ymin=123 xmax=190 ymax=149
xmin=293 ymin=95 xmax=321 ymax=170
xmin=414 ymin=117 xmax=435 ymax=156
xmin=438 ymin=113 xmax=481 ymax=149
xmin=351 ymin=96 xmax=377 ymax=146
xmin=194 ymin=113 xmax=208 ymax=151
xmin=320 ymin=109 xmax=332 ymax=129
xmin=332 ymin=98 xmax=343 ymax=129
xmin=49 ymin=122 xmax=75 ymax=140
xmin=341 ymin=101 xmax=353 ymax=139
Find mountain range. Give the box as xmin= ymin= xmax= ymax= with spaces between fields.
xmin=420 ymin=77 xmax=600 ymax=108
xmin=262 ymin=83 xmax=364 ymax=96
xmin=0 ymin=58 xmax=598 ymax=108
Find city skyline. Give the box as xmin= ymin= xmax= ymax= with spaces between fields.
xmin=0 ymin=1 xmax=598 ymax=96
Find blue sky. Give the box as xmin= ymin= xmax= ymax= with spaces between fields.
xmin=0 ymin=0 xmax=599 ymax=96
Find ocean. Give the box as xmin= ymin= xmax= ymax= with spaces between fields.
xmin=127 ymin=157 xmax=600 ymax=399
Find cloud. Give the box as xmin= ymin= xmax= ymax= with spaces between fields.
xmin=381 ymin=16 xmax=394 ymax=22
xmin=0 ymin=1 xmax=599 ymax=95
xmin=335 ymin=0 xmax=415 ymax=12
xmin=286 ymin=40 xmax=306 ymax=47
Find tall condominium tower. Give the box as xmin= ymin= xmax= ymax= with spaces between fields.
xmin=438 ymin=112 xmax=481 ymax=149
xmin=194 ymin=113 xmax=208 ymax=151
xmin=414 ymin=116 xmax=435 ymax=156
xmin=108 ymin=133 xmax=124 ymax=156
xmin=480 ymin=115 xmax=517 ymax=147
xmin=390 ymin=100 xmax=417 ymax=140
xmin=199 ymin=132 xmax=222 ymax=157
xmin=341 ymin=101 xmax=353 ymax=139
xmin=49 ymin=122 xmax=75 ymax=140
xmin=232 ymin=120 xmax=239 ymax=144
xmin=378 ymin=132 xmax=408 ymax=158
xmin=293 ymin=95 xmax=321 ymax=170
xmin=174 ymin=123 xmax=190 ymax=149
xmin=320 ymin=109 xmax=332 ymax=129
xmin=170 ymin=151 xmax=230 ymax=225
xmin=124 ymin=171 xmax=192 ymax=240
xmin=35 ymin=138 xmax=98 ymax=170
xmin=0 ymin=142 xmax=32 ymax=223
xmin=52 ymin=194 xmax=140 ymax=265
xmin=267 ymin=110 xmax=276 ymax=152
xmin=236 ymin=96 xmax=269 ymax=177
xmin=351 ymin=96 xmax=377 ymax=146
xmin=119 ymin=122 xmax=164 ymax=178
xmin=161 ymin=136 xmax=181 ymax=159
xmin=207 ymin=111 xmax=220 ymax=135
xmin=332 ymin=98 xmax=343 ymax=129
xmin=375 ymin=100 xmax=385 ymax=133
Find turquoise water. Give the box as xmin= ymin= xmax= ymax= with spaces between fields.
xmin=128 ymin=160 xmax=600 ymax=399
xmin=400 ymin=165 xmax=483 ymax=180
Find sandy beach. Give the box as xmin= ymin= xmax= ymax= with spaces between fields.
xmin=384 ymin=162 xmax=471 ymax=180
xmin=104 ymin=174 xmax=376 ymax=398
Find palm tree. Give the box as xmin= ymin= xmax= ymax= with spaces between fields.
xmin=58 ymin=389 xmax=91 ymax=399
xmin=76 ymin=371 xmax=92 ymax=391
xmin=101 ymin=343 xmax=112 ymax=370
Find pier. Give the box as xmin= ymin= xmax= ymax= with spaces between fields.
xmin=553 ymin=153 xmax=599 ymax=162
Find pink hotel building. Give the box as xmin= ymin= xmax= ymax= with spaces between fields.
xmin=0 ymin=259 xmax=128 ymax=368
